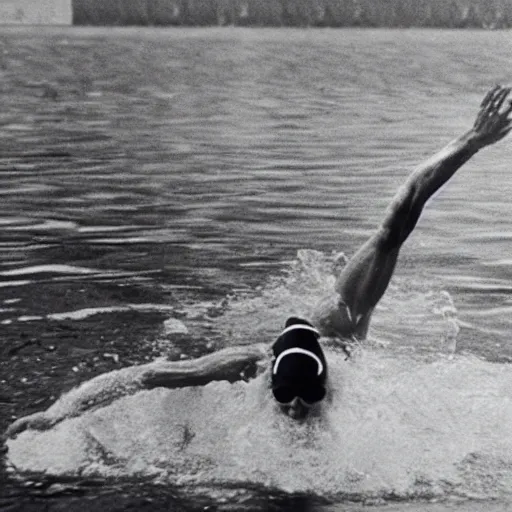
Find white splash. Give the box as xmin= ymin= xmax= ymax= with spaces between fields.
xmin=6 ymin=351 xmax=512 ymax=502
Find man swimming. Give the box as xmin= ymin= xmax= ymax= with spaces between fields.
xmin=5 ymin=85 xmax=512 ymax=436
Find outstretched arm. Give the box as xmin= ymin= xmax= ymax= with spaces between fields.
xmin=313 ymin=85 xmax=512 ymax=340
xmin=4 ymin=344 xmax=269 ymax=439
xmin=141 ymin=343 xmax=269 ymax=388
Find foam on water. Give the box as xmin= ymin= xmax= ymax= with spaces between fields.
xmin=210 ymin=249 xmax=459 ymax=356
xmin=6 ymin=250 xmax=510 ymax=503
xmin=7 ymin=351 xmax=512 ymax=502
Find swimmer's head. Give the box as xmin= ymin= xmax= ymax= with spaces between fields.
xmin=271 ymin=317 xmax=327 ymax=420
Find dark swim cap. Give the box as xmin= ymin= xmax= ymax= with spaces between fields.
xmin=271 ymin=317 xmax=327 ymax=405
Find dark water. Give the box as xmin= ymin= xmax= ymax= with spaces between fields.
xmin=2 ymin=27 xmax=512 ymax=511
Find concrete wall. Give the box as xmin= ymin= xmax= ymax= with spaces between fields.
xmin=0 ymin=0 xmax=72 ymax=24
xmin=71 ymin=0 xmax=512 ymax=28
xmin=0 ymin=0 xmax=509 ymax=28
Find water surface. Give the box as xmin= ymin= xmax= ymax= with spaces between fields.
xmin=1 ymin=27 xmax=512 ymax=512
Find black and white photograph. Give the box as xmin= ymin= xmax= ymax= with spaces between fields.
xmin=1 ymin=1 xmax=512 ymax=511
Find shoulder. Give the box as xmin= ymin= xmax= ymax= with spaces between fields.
xmin=311 ymin=292 xmax=355 ymax=339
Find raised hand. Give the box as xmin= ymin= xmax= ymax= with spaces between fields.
xmin=472 ymin=85 xmax=512 ymax=148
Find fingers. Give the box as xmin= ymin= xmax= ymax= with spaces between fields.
xmin=476 ymin=86 xmax=501 ymax=126
xmin=504 ymin=100 xmax=512 ymax=118
xmin=473 ymin=86 xmax=512 ymax=146
xmin=4 ymin=412 xmax=50 ymax=439
xmin=480 ymin=85 xmax=510 ymax=114
xmin=493 ymin=86 xmax=511 ymax=112
xmin=5 ymin=419 xmax=27 ymax=439
xmin=480 ymin=84 xmax=500 ymax=107
xmin=475 ymin=85 xmax=512 ymax=130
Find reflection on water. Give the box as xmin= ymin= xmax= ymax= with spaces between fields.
xmin=2 ymin=26 xmax=512 ymax=511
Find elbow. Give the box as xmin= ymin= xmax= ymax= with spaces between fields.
xmin=376 ymin=225 xmax=401 ymax=251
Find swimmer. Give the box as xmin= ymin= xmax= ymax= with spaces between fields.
xmin=5 ymin=85 xmax=512 ymax=437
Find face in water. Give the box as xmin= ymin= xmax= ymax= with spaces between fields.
xmin=279 ymin=396 xmax=313 ymax=420
xmin=271 ymin=317 xmax=328 ymax=421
